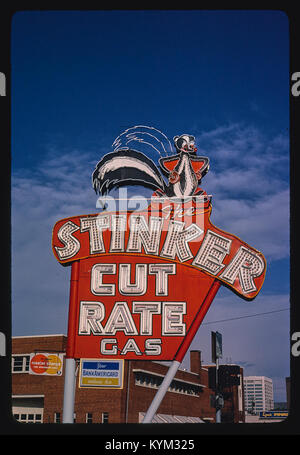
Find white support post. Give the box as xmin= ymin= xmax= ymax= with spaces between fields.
xmin=62 ymin=358 xmax=76 ymax=423
xmin=142 ymin=360 xmax=180 ymax=423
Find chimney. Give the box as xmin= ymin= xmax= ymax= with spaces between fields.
xmin=190 ymin=350 xmax=201 ymax=376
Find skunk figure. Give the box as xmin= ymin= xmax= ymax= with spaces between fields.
xmin=92 ymin=132 xmax=210 ymax=198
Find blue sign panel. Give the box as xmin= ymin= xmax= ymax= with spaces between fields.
xmin=83 ymin=361 xmax=120 ymax=371
xmin=79 ymin=359 xmax=124 ymax=388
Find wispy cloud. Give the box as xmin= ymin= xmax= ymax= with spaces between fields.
xmin=197 ymin=122 xmax=289 ymax=185
xmin=11 ymin=148 xmax=99 ymax=335
xmin=195 ymin=123 xmax=289 ymax=261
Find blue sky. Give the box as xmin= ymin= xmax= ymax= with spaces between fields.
xmin=11 ymin=10 xmax=289 ymax=402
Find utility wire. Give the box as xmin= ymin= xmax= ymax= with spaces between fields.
xmin=202 ymin=308 xmax=289 ymax=325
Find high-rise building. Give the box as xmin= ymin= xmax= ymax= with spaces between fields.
xmin=244 ymin=376 xmax=274 ymax=415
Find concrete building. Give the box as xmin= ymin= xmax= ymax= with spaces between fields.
xmin=244 ymin=376 xmax=274 ymax=415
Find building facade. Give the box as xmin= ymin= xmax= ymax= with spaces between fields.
xmin=12 ymin=334 xmax=229 ymax=424
xmin=244 ymin=376 xmax=274 ymax=415
xmin=205 ymin=364 xmax=245 ymax=423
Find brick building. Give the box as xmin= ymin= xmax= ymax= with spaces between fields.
xmin=205 ymin=364 xmax=245 ymax=423
xmin=219 ymin=368 xmax=245 ymax=424
xmin=12 ymin=334 xmax=243 ymax=424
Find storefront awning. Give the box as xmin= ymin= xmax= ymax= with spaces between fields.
xmin=139 ymin=412 xmax=205 ymax=423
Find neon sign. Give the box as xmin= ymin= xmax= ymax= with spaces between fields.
xmin=52 ymin=126 xmax=266 ymax=360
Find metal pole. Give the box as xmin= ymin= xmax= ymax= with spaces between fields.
xmin=62 ymin=261 xmax=80 ymax=423
xmin=125 ymin=361 xmax=131 ymax=423
xmin=142 ymin=360 xmax=181 ymax=423
xmin=63 ymin=358 xmax=76 ymax=423
xmin=142 ymin=280 xmax=221 ymax=423
xmin=216 ymin=357 xmax=221 ymax=423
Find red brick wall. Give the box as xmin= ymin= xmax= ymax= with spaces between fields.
xmin=12 ymin=335 xmax=67 ymax=354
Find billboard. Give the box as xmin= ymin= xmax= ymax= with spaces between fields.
xmin=52 ymin=127 xmax=266 ymax=361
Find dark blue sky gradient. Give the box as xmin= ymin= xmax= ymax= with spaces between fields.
xmin=11 ymin=10 xmax=289 ymax=169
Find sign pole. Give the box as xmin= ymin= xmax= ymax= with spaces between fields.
xmin=63 ymin=261 xmax=80 ymax=424
xmin=62 ymin=358 xmax=76 ymax=423
xmin=142 ymin=360 xmax=181 ymax=423
xmin=216 ymin=357 xmax=221 ymax=423
xmin=211 ymin=330 xmax=223 ymax=422
xmin=142 ymin=280 xmax=221 ymax=423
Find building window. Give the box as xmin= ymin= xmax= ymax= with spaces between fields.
xmin=12 ymin=355 xmax=30 ymax=373
xmin=14 ymin=412 xmax=43 ymax=423
xmin=86 ymin=413 xmax=93 ymax=423
xmin=54 ymin=412 xmax=61 ymax=423
xmin=134 ymin=371 xmax=201 ymax=396
xmin=102 ymin=412 xmax=109 ymax=423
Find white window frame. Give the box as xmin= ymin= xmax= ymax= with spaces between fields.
xmin=13 ymin=412 xmax=43 ymax=424
xmin=12 ymin=354 xmax=30 ymax=373
xmin=102 ymin=412 xmax=109 ymax=423
xmin=86 ymin=412 xmax=93 ymax=423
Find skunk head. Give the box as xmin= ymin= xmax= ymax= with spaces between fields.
xmin=173 ymin=134 xmax=197 ymax=154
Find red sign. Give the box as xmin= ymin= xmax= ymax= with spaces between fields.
xmin=52 ymin=198 xmax=266 ymax=299
xmin=52 ymin=197 xmax=266 ymax=360
xmin=73 ymin=255 xmax=215 ymax=360
xmin=52 ymin=127 xmax=267 ymax=362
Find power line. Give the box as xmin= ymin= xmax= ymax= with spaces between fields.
xmin=202 ymin=308 xmax=289 ymax=325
